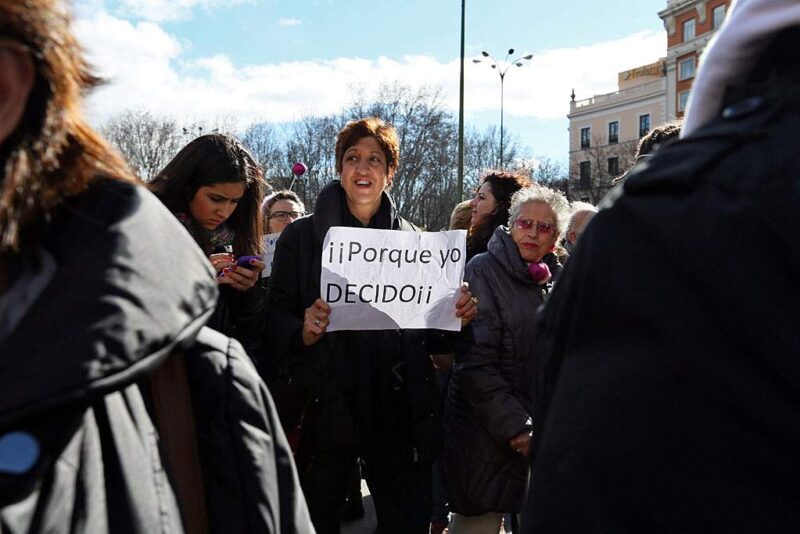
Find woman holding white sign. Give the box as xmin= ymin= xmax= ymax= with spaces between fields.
xmin=266 ymin=117 xmax=476 ymax=534
xmin=442 ymin=185 xmax=568 ymax=533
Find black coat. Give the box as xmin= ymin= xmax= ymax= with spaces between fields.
xmin=443 ymin=228 xmax=558 ymax=515
xmin=522 ymin=40 xmax=800 ymax=532
xmin=266 ymin=181 xmax=454 ymax=463
xmin=0 ymin=180 xmax=312 ymax=533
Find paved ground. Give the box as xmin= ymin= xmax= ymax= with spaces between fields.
xmin=340 ymin=480 xmax=376 ymax=534
xmin=337 ymin=480 xmax=513 ymax=534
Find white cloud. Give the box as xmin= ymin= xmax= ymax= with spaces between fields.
xmin=75 ymin=10 xmax=666 ymax=134
xmin=116 ymin=0 xmax=253 ymax=22
xmin=489 ymin=31 xmax=667 ymax=120
xmin=278 ymin=18 xmax=301 ymax=27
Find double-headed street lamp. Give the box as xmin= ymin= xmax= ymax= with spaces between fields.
xmin=473 ymin=48 xmax=533 ymax=168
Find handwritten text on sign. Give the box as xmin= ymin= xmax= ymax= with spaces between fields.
xmin=321 ymin=227 xmax=466 ymax=331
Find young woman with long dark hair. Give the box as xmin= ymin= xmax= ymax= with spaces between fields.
xmin=150 ymin=133 xmax=267 ymax=351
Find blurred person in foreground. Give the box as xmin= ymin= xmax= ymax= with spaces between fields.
xmin=266 ymin=117 xmax=477 ymax=534
xmin=0 ymin=2 xmax=312 ymax=532
xmin=522 ymin=0 xmax=800 ymax=531
xmin=443 ymin=186 xmax=567 ymax=533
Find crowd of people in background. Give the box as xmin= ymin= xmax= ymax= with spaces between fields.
xmin=3 ymin=0 xmax=800 ymax=533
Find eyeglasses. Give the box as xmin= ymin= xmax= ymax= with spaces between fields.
xmin=514 ymin=218 xmax=554 ymax=234
xmin=270 ymin=210 xmax=303 ymax=220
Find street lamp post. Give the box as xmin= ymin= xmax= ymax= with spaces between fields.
xmin=457 ymin=0 xmax=466 ymax=202
xmin=473 ymin=48 xmax=533 ymax=168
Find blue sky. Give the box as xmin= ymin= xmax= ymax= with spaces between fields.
xmin=74 ymin=0 xmax=668 ymax=165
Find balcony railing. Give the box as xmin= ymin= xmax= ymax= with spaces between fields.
xmin=573 ymin=79 xmax=665 ymax=110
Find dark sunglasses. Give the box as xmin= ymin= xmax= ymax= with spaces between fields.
xmin=514 ymin=218 xmax=554 ymax=234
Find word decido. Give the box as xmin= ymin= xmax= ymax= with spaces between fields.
xmin=326 ymin=283 xmax=433 ymax=305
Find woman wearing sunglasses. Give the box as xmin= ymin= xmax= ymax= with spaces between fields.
xmin=442 ymin=185 xmax=569 ymax=533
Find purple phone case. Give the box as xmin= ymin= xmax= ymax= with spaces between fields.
xmin=235 ymin=255 xmax=260 ymax=268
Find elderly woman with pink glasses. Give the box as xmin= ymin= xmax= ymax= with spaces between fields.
xmin=442 ymin=185 xmax=569 ymax=534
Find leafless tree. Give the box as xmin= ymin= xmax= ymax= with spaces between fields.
xmin=462 ymin=126 xmax=526 ymax=194
xmin=242 ymin=122 xmax=288 ymax=191
xmin=283 ymin=115 xmax=340 ymax=204
xmin=104 ymin=82 xmax=546 ymax=229
xmin=531 ymin=157 xmax=569 ymax=195
xmin=568 ymin=137 xmax=636 ymax=203
xmin=101 ymin=109 xmax=184 ymax=181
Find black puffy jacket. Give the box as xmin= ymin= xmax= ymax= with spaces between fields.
xmin=0 ymin=180 xmax=312 ymax=533
xmin=443 ymin=227 xmax=559 ymax=515
xmin=523 ymin=34 xmax=800 ymax=532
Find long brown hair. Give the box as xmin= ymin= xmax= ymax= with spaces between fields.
xmin=150 ymin=134 xmax=265 ymax=256
xmin=0 ymin=0 xmax=135 ymax=255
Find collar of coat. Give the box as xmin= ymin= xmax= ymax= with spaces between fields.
xmin=311 ymin=180 xmax=407 ymax=244
xmin=487 ymin=226 xmax=561 ymax=287
xmin=683 ymin=0 xmax=800 ymax=137
xmin=0 ymin=179 xmax=218 ymax=428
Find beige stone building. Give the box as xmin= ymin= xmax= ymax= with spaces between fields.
xmin=567 ymin=61 xmax=666 ymax=202
xmin=565 ymin=0 xmax=732 ymax=202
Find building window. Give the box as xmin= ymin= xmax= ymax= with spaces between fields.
xmin=639 ymin=114 xmax=650 ymax=138
xmin=580 ymin=127 xmax=591 ymax=149
xmin=678 ymin=90 xmax=690 ymax=113
xmin=713 ymin=4 xmax=726 ymax=29
xmin=579 ymin=161 xmax=591 ymax=189
xmin=608 ymin=121 xmax=619 ymax=144
xmin=679 ymin=57 xmax=696 ymax=80
xmin=683 ymin=19 xmax=696 ymax=41
xmin=607 ymin=157 xmax=619 ymax=176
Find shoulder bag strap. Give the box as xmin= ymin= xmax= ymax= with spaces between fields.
xmin=149 ymin=351 xmax=209 ymax=534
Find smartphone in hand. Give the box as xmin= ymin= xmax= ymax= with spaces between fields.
xmin=235 ymin=255 xmax=261 ymax=268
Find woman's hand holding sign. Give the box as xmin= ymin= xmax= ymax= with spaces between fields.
xmin=303 ymin=298 xmax=331 ymax=346
xmin=455 ymin=282 xmax=477 ymax=328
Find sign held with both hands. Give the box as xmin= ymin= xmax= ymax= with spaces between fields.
xmin=320 ymin=227 xmax=467 ymax=331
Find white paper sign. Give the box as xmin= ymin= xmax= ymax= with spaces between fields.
xmin=321 ymin=227 xmax=466 ymax=332
xmin=261 ymin=232 xmax=281 ymax=278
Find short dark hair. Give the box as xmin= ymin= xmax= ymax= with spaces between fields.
xmin=335 ymin=117 xmax=400 ymax=175
xmin=150 ymin=134 xmax=265 ymax=256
